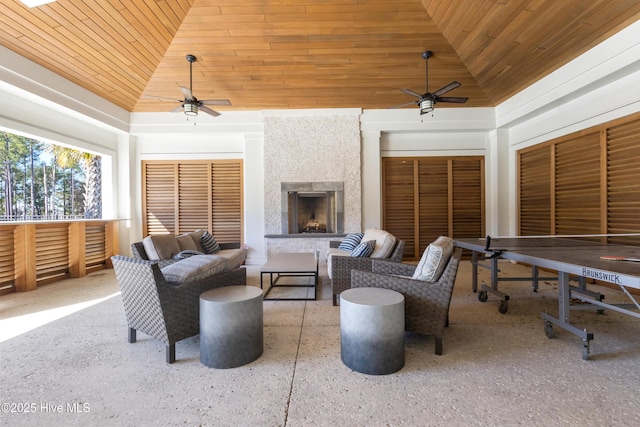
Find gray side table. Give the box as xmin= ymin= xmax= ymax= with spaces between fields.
xmin=200 ymin=286 xmax=263 ymax=368
xmin=340 ymin=287 xmax=405 ymax=375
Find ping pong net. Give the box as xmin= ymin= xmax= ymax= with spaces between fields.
xmin=483 ymin=234 xmax=640 ymax=262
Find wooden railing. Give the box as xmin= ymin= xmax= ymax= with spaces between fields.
xmin=0 ymin=220 xmax=119 ymax=295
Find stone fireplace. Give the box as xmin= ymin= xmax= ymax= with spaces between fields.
xmin=262 ymin=113 xmax=361 ymax=263
xmin=281 ymin=182 xmax=344 ymax=234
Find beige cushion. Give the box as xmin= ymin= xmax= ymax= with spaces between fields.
xmin=326 ymin=248 xmax=350 ymax=279
xmin=142 ymin=235 xmax=180 ymax=260
xmin=216 ymin=248 xmax=247 ymax=270
xmin=161 ymin=255 xmax=228 ymax=284
xmin=176 ymin=233 xmax=199 ymax=251
xmin=187 ymin=230 xmax=207 ymax=253
xmin=361 ymin=228 xmax=397 ymax=258
xmin=412 ymin=236 xmax=454 ymax=282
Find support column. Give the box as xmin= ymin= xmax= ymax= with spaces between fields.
xmin=361 ymin=130 xmax=382 ymax=230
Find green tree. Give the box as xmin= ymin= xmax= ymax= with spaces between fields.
xmin=45 ymin=144 xmax=101 ymax=219
xmin=0 ymin=132 xmax=31 ymax=218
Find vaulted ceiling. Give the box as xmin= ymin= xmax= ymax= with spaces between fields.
xmin=1 ymin=0 xmax=639 ymax=115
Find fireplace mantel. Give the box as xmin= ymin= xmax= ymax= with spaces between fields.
xmin=265 ymin=233 xmax=346 ymax=239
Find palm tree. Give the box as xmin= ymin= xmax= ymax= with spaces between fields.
xmin=45 ymin=145 xmax=102 ymax=219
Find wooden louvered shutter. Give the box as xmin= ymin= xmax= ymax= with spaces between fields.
xmin=452 ymin=158 xmax=484 ymax=238
xmin=0 ymin=227 xmax=15 ymax=292
xmin=383 ymin=156 xmax=484 ymax=260
xmin=85 ymin=223 xmax=106 ymax=268
xmin=418 ymin=159 xmax=449 ymax=253
xmin=554 ymin=133 xmax=601 ymax=236
xmin=519 ymin=146 xmax=552 ymax=236
xmin=383 ymin=159 xmax=417 ymax=258
xmin=178 ymin=163 xmax=210 ymax=234
xmin=36 ymin=224 xmax=69 ymax=282
xmin=143 ymin=163 xmax=177 ymax=235
xmin=143 ymin=160 xmax=243 ymax=242
xmin=211 ymin=161 xmax=243 ymax=243
xmin=607 ymin=119 xmax=640 ymax=245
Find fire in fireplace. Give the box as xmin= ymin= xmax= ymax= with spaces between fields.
xmin=289 ymin=191 xmax=332 ymax=233
xmin=281 ymin=182 xmax=344 ymax=234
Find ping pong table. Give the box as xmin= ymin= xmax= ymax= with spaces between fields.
xmin=454 ymin=236 xmax=640 ymax=360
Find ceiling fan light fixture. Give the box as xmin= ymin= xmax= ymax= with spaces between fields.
xmin=419 ymin=99 xmax=434 ymax=115
xmin=184 ymin=102 xmax=198 ymax=116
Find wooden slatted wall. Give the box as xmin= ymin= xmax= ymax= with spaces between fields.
xmin=35 ymin=224 xmax=70 ymax=283
xmin=519 ymin=146 xmax=552 ymax=236
xmin=85 ymin=223 xmax=107 ymax=269
xmin=143 ymin=163 xmax=177 ymax=235
xmin=211 ymin=161 xmax=244 ymax=243
xmin=178 ymin=163 xmax=210 ymax=233
xmin=607 ymin=119 xmax=640 ymax=245
xmin=452 ymin=158 xmax=485 ymax=239
xmin=0 ymin=227 xmax=15 ymax=294
xmin=518 ymin=113 xmax=640 ymax=242
xmin=383 ymin=156 xmax=485 ymax=260
xmin=418 ymin=159 xmax=449 ymax=255
xmin=382 ymin=159 xmax=417 ymax=258
xmin=555 ymin=132 xmax=601 ymax=237
xmin=142 ymin=160 xmax=243 ymax=242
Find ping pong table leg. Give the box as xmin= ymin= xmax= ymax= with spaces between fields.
xmin=471 ymin=250 xmax=478 ymax=292
xmin=541 ymin=271 xmax=594 ymax=360
xmin=491 ymin=256 xmax=498 ymax=291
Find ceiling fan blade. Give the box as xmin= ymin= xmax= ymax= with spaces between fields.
xmin=201 ymin=99 xmax=232 ymax=106
xmin=179 ymin=85 xmax=196 ymax=101
xmin=433 ymin=81 xmax=462 ymax=97
xmin=169 ymin=105 xmax=184 ymax=113
xmin=401 ymin=88 xmax=423 ymax=98
xmin=389 ymin=101 xmax=418 ymax=109
xmin=200 ymin=105 xmax=221 ymax=117
xmin=436 ymin=96 xmax=469 ymax=103
xmin=144 ymin=95 xmax=183 ymax=102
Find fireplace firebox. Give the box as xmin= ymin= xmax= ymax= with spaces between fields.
xmin=281 ymin=182 xmax=344 ymax=234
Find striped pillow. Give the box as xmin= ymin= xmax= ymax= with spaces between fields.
xmin=350 ymin=240 xmax=376 ymax=257
xmin=200 ymin=231 xmax=220 ymax=254
xmin=339 ymin=232 xmax=364 ymax=251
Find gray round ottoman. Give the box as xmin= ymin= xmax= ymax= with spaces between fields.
xmin=200 ymin=286 xmax=263 ymax=368
xmin=340 ymin=287 xmax=405 ymax=375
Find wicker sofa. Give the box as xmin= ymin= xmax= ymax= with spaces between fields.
xmin=327 ymin=228 xmax=405 ymax=305
xmin=131 ymin=230 xmax=246 ymax=271
xmin=111 ymin=255 xmax=246 ymax=363
xmin=351 ymin=246 xmax=462 ymax=355
xmin=111 ymin=230 xmax=248 ymax=363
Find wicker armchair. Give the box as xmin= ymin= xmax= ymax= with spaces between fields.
xmin=111 ymin=255 xmax=247 ymax=363
xmin=329 ymin=239 xmax=405 ymax=305
xmin=350 ymin=247 xmax=462 ymax=355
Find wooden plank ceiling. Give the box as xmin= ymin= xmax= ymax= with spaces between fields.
xmin=1 ymin=0 xmax=639 ymax=114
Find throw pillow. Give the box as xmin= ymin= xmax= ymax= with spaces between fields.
xmin=176 ymin=233 xmax=199 ymax=251
xmin=339 ymin=232 xmax=364 ymax=251
xmin=200 ymin=231 xmax=220 ymax=254
xmin=412 ymin=236 xmax=454 ymax=282
xmin=173 ymin=250 xmax=205 ymax=260
xmin=350 ymin=240 xmax=376 ymax=257
xmin=141 ymin=234 xmax=181 ymax=260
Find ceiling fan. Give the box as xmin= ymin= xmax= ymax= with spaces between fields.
xmin=146 ymin=54 xmax=231 ymax=117
xmin=392 ymin=51 xmax=468 ymax=115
